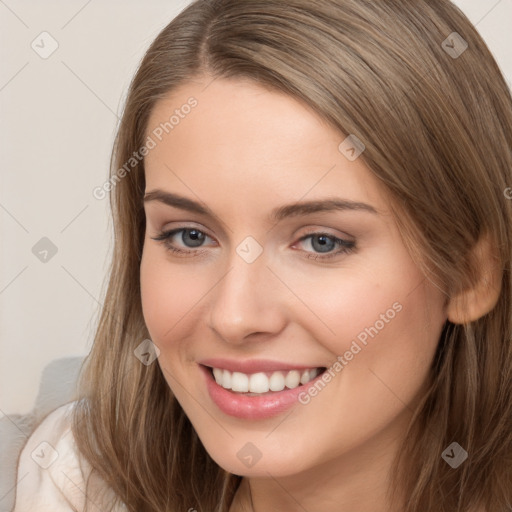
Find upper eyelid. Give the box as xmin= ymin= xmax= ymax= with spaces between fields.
xmin=144 ymin=201 xmax=367 ymax=240
xmin=153 ymin=221 xmax=214 ymax=236
xmin=157 ymin=223 xmax=352 ymax=237
xmin=144 ymin=203 xmax=231 ymax=235
xmin=161 ymin=227 xmax=215 ymax=240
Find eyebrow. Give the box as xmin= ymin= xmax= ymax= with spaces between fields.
xmin=143 ymin=189 xmax=379 ymax=221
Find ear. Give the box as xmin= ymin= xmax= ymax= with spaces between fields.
xmin=446 ymin=231 xmax=502 ymax=324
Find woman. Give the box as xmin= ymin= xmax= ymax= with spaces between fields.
xmin=12 ymin=1 xmax=512 ymax=511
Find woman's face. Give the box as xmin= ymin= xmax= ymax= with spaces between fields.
xmin=140 ymin=77 xmax=448 ymax=478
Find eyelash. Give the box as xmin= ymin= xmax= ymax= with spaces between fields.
xmin=151 ymin=228 xmax=356 ymax=261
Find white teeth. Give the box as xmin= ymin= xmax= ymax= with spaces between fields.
xmin=231 ymin=372 xmax=249 ymax=392
xmin=222 ymin=369 xmax=232 ymax=389
xmin=213 ymin=368 xmax=223 ymax=383
xmin=300 ymin=369 xmax=310 ymax=385
xmin=210 ymin=366 xmax=323 ymax=394
xmin=269 ymin=371 xmax=285 ymax=391
xmin=309 ymin=368 xmax=320 ymax=380
xmin=284 ymin=370 xmax=301 ymax=389
xmin=249 ymin=372 xmax=270 ymax=393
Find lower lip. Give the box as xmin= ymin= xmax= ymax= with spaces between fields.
xmin=200 ymin=364 xmax=325 ymax=420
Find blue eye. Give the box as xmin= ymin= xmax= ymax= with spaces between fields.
xmin=151 ymin=228 xmax=355 ymax=260
xmin=308 ymin=234 xmax=336 ymax=252
xmin=296 ymin=233 xmax=355 ymax=260
xmin=151 ymin=228 xmax=213 ymax=256
xmin=176 ymin=228 xmax=206 ymax=247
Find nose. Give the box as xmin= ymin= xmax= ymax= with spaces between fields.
xmin=207 ymin=251 xmax=288 ymax=345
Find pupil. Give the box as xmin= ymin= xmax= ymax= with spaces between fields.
xmin=312 ymin=235 xmax=334 ymax=253
xmin=183 ymin=229 xmax=205 ymax=247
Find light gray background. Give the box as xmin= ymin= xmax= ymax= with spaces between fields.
xmin=1 ymin=0 xmax=511 ymax=417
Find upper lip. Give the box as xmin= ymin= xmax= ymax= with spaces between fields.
xmin=199 ymin=358 xmax=325 ymax=374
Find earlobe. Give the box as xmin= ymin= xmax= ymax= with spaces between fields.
xmin=446 ymin=232 xmax=502 ymax=324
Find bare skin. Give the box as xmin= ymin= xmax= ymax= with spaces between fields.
xmin=139 ymin=76 xmax=459 ymax=512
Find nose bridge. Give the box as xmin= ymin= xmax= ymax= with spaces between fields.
xmin=208 ymin=247 xmax=285 ymax=343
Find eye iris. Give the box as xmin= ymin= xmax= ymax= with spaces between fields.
xmin=311 ymin=235 xmax=335 ymax=253
xmin=182 ymin=229 xmax=205 ymax=247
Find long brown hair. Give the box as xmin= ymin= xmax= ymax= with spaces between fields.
xmin=73 ymin=1 xmax=512 ymax=510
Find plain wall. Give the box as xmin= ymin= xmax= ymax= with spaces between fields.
xmin=1 ymin=0 xmax=511 ymax=415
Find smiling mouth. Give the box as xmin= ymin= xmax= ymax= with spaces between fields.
xmin=204 ymin=365 xmax=327 ymax=395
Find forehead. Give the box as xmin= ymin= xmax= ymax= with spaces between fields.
xmin=146 ymin=77 xmax=334 ymax=156
xmin=143 ymin=78 xmax=388 ymax=214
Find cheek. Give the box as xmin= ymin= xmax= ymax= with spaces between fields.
xmin=281 ymin=268 xmax=446 ymax=459
xmin=140 ymin=246 xmax=203 ymax=344
xmin=287 ymin=258 xmax=445 ymax=383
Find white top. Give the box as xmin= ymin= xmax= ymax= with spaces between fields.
xmin=12 ymin=401 xmax=126 ymax=512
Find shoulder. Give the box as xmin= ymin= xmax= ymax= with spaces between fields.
xmin=12 ymin=400 xmax=125 ymax=512
xmin=12 ymin=401 xmax=86 ymax=511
